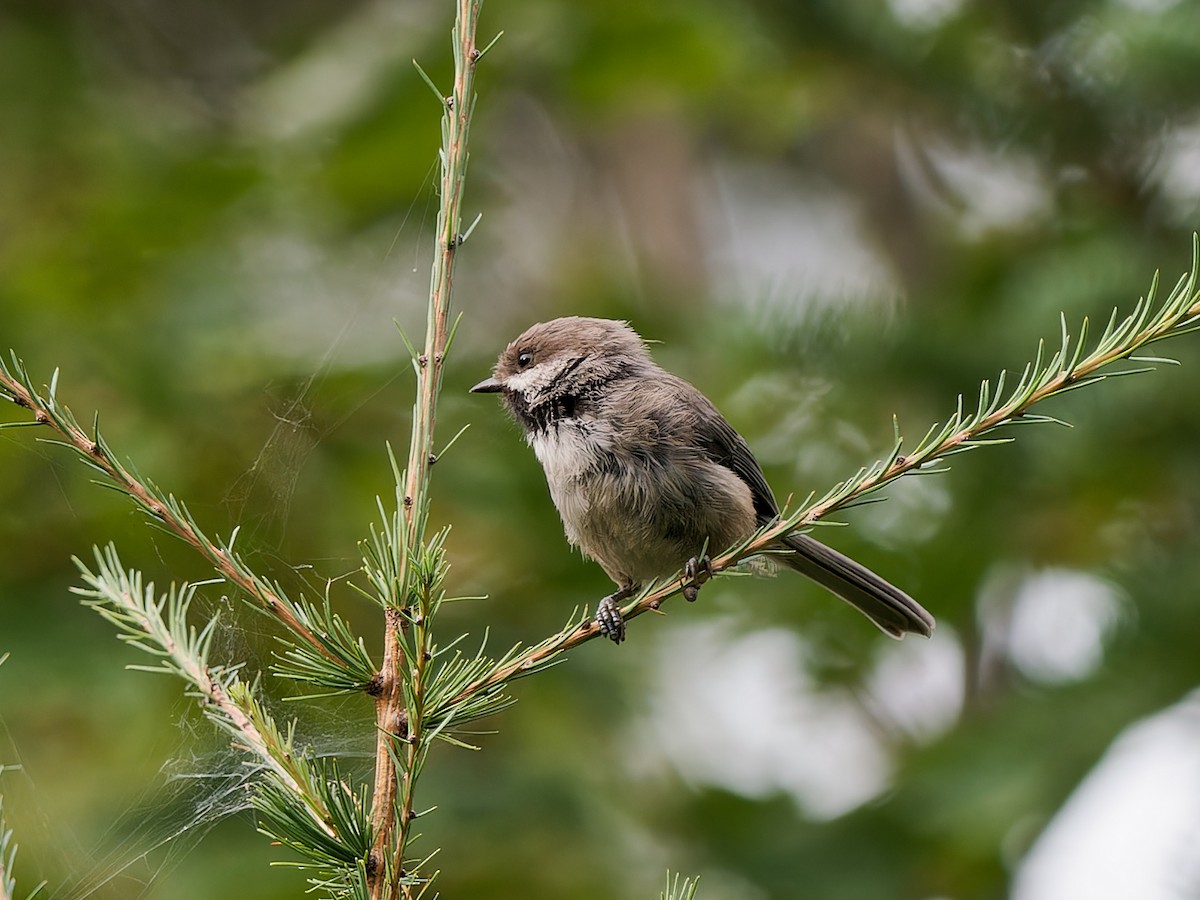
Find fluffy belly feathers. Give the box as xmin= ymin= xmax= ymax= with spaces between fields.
xmin=531 ymin=421 xmax=756 ymax=586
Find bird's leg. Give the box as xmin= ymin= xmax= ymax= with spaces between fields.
xmin=682 ymin=555 xmax=713 ymax=602
xmin=596 ymin=583 xmax=637 ymax=645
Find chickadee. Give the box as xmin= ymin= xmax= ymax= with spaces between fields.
xmin=471 ymin=316 xmax=933 ymax=644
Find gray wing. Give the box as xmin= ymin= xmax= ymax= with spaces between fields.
xmin=660 ymin=378 xmax=935 ymax=638
xmin=669 ymin=376 xmax=781 ymax=524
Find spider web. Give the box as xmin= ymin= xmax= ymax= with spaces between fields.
xmin=6 ymin=176 xmax=439 ymax=898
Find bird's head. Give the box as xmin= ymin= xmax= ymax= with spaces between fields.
xmin=470 ymin=317 xmax=650 ymax=423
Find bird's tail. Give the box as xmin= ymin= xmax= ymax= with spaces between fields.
xmin=778 ymin=533 xmax=934 ymax=638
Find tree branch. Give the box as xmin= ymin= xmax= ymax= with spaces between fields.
xmin=367 ymin=1 xmax=486 ymax=895
xmin=0 ymin=358 xmax=335 ymax=664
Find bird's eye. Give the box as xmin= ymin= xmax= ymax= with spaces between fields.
xmin=517 ymin=351 xmax=534 ymax=368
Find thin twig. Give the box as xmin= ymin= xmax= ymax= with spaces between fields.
xmin=73 ymin=546 xmax=339 ymax=839
xmin=367 ymin=1 xmax=484 ymax=896
xmin=0 ymin=362 xmax=334 ymax=663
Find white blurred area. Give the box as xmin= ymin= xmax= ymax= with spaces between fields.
xmin=632 ymin=619 xmax=892 ymax=818
xmin=704 ymin=164 xmax=902 ymax=325
xmin=978 ymin=566 xmax=1126 ymax=685
xmin=630 ymin=613 xmax=965 ymax=818
xmin=631 ymin=566 xmax=1200 ymax=898
xmin=895 ymin=136 xmax=1052 ymax=240
xmin=1150 ymin=117 xmax=1200 ymax=224
xmin=991 ymin=569 xmax=1200 ymax=900
xmin=631 ymin=563 xmax=1151 ymax=831
xmin=1013 ymin=692 xmax=1200 ymax=900
xmin=866 ymin=625 xmax=964 ymax=742
xmin=886 ymin=0 xmax=964 ymax=31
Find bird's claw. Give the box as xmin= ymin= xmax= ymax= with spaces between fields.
xmin=682 ymin=554 xmax=713 ymax=602
xmin=596 ymin=592 xmax=627 ymax=644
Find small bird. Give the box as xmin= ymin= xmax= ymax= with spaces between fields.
xmin=471 ymin=316 xmax=934 ymax=644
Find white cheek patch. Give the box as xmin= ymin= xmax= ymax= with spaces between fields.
xmin=500 ymin=366 xmax=545 ymax=395
xmin=501 ymin=355 xmax=586 ymax=400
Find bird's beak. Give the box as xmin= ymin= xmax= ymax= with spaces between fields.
xmin=470 ymin=376 xmax=503 ymax=394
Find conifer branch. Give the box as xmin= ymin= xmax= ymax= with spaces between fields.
xmin=0 ymin=358 xmax=337 ymax=666
xmin=778 ymin=234 xmax=1200 ymax=533
xmin=661 ymin=872 xmax=701 ymax=900
xmin=73 ymin=545 xmax=374 ymax=894
xmin=73 ymin=547 xmax=334 ymax=832
xmin=366 ymin=1 xmax=489 ymax=896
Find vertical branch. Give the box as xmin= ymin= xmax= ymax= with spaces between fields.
xmin=367 ymin=1 xmax=484 ymax=897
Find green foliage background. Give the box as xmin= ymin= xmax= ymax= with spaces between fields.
xmin=2 ymin=0 xmax=1199 ymax=897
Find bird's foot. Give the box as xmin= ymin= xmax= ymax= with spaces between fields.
xmin=682 ymin=555 xmax=713 ymax=602
xmin=596 ymin=585 xmax=636 ymax=644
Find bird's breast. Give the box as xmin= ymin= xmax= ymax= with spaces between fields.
xmin=528 ymin=417 xmax=615 ymax=547
xmin=527 ymin=416 xmax=756 ymax=584
xmin=529 ymin=416 xmax=613 ymax=482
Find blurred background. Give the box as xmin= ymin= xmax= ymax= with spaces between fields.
xmin=2 ymin=0 xmax=1200 ymax=897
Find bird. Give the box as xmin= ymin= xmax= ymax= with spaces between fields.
xmin=470 ymin=316 xmax=934 ymax=644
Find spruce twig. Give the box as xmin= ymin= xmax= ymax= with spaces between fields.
xmin=73 ymin=547 xmax=336 ymax=835
xmin=0 ymin=2 xmax=496 ymax=895
xmin=0 ymin=359 xmax=337 ymax=667
xmin=72 ymin=545 xmax=374 ymax=893
xmin=365 ymin=1 xmax=490 ymax=896
xmin=661 ymin=872 xmax=701 ymax=900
